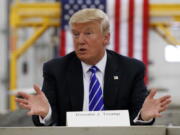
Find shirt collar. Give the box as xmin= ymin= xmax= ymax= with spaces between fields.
xmin=81 ymin=51 xmax=107 ymax=74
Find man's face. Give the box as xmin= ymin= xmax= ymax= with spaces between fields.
xmin=71 ymin=21 xmax=110 ymax=65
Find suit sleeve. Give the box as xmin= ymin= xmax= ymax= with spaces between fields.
xmin=129 ymin=62 xmax=155 ymax=125
xmin=32 ymin=63 xmax=58 ymax=126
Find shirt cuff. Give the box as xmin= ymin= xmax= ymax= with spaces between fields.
xmin=133 ymin=111 xmax=153 ymax=123
xmin=39 ymin=105 xmax=52 ymax=125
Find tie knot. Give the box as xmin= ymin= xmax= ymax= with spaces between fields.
xmin=89 ymin=66 xmax=98 ymax=73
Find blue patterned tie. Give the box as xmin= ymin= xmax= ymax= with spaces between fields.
xmin=89 ymin=66 xmax=104 ymax=111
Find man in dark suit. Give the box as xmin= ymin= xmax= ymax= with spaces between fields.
xmin=16 ymin=8 xmax=171 ymax=126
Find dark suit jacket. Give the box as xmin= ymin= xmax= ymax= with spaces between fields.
xmin=32 ymin=50 xmax=154 ymax=126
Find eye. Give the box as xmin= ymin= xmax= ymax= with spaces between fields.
xmin=72 ymin=32 xmax=79 ymax=37
xmin=85 ymin=32 xmax=92 ymax=35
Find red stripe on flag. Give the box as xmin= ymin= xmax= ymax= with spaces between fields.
xmin=114 ymin=0 xmax=121 ymax=53
xmin=142 ymin=0 xmax=149 ymax=83
xmin=59 ymin=30 xmax=66 ymax=56
xmin=128 ymin=0 xmax=135 ymax=57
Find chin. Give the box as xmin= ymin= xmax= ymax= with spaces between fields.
xmin=79 ymin=57 xmax=89 ymax=62
xmin=78 ymin=56 xmax=92 ymax=64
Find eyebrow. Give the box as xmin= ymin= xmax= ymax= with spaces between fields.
xmin=72 ymin=27 xmax=94 ymax=32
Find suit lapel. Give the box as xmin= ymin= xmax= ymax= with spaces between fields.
xmin=104 ymin=51 xmax=122 ymax=109
xmin=67 ymin=56 xmax=84 ymax=111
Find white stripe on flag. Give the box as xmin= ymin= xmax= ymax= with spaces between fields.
xmin=66 ymin=29 xmax=74 ymax=54
xmin=107 ymin=0 xmax=115 ymax=51
xmin=120 ymin=0 xmax=129 ymax=56
xmin=134 ymin=0 xmax=143 ymax=60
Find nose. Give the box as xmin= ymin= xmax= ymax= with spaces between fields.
xmin=78 ymin=33 xmax=86 ymax=44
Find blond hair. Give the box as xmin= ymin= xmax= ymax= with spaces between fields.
xmin=69 ymin=8 xmax=110 ymax=35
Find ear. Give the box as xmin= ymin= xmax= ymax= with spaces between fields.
xmin=103 ymin=32 xmax=110 ymax=46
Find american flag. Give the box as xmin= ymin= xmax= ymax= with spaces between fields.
xmin=59 ymin=0 xmax=149 ymax=81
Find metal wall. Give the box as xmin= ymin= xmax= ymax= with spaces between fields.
xmin=149 ymin=0 xmax=180 ymax=106
xmin=0 ymin=0 xmax=9 ymax=113
xmin=16 ymin=28 xmax=55 ymax=89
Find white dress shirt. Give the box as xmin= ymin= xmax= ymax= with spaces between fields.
xmin=39 ymin=51 xmax=152 ymax=125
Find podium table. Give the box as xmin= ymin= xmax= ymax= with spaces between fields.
xmin=0 ymin=126 xmax=167 ymax=135
xmin=167 ymin=127 xmax=180 ymax=135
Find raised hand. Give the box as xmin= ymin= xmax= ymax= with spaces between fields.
xmin=16 ymin=85 xmax=49 ymax=118
xmin=140 ymin=89 xmax=171 ymax=121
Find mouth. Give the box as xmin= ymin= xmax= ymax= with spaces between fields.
xmin=77 ymin=48 xmax=87 ymax=54
xmin=79 ymin=48 xmax=86 ymax=51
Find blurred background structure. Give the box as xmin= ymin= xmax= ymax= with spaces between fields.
xmin=0 ymin=0 xmax=180 ymax=126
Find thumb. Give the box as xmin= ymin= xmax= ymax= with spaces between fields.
xmin=148 ymin=88 xmax=157 ymax=99
xmin=33 ymin=84 xmax=42 ymax=95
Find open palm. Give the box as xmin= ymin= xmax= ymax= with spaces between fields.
xmin=140 ymin=89 xmax=171 ymax=121
xmin=16 ymin=85 xmax=49 ymax=118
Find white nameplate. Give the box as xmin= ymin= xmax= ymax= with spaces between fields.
xmin=66 ymin=110 xmax=130 ymax=127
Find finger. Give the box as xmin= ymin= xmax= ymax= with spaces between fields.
xmin=159 ymin=95 xmax=171 ymax=102
xmin=159 ymin=105 xmax=169 ymax=113
xmin=17 ymin=92 xmax=30 ymax=99
xmin=18 ymin=103 xmax=31 ymax=110
xmin=16 ymin=98 xmax=28 ymax=104
xmin=33 ymin=84 xmax=42 ymax=95
xmin=161 ymin=99 xmax=171 ymax=107
xmin=148 ymin=88 xmax=157 ymax=99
